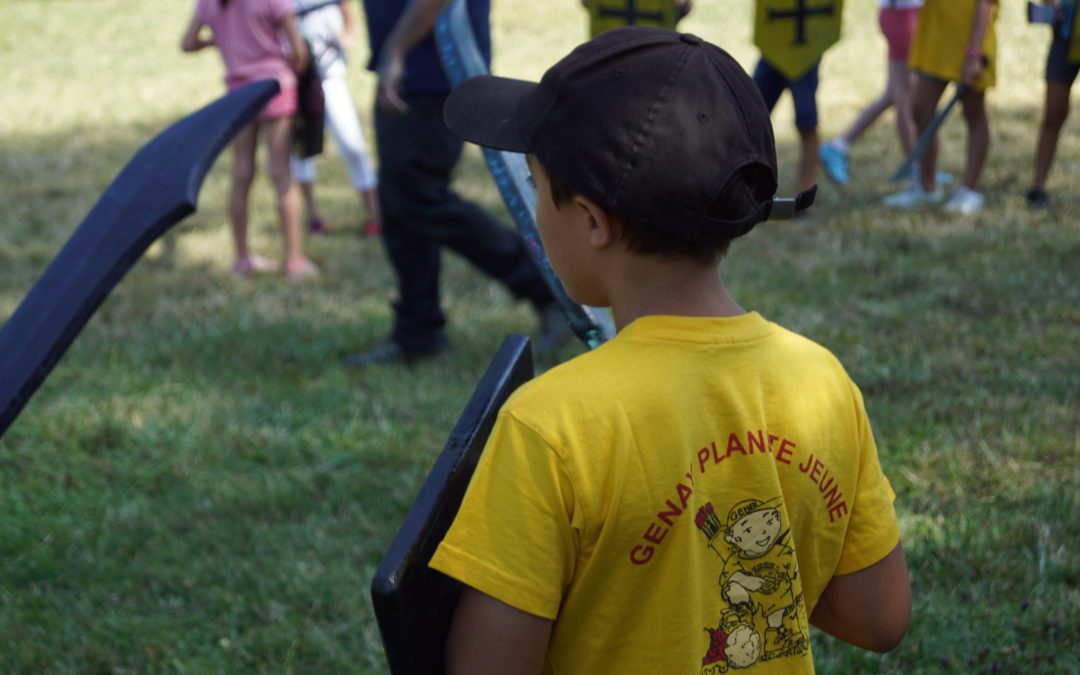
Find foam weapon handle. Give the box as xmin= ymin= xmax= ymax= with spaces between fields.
xmin=0 ymin=81 xmax=279 ymax=438
xmin=434 ymin=0 xmax=615 ymax=349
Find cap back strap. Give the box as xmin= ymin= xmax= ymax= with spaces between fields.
xmin=766 ymin=185 xmax=817 ymax=221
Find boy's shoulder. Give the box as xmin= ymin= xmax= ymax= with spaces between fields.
xmin=503 ymin=313 xmax=856 ymax=426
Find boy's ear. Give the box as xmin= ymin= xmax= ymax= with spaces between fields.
xmin=573 ymin=194 xmax=617 ymax=250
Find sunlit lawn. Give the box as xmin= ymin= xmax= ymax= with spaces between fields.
xmin=0 ymin=0 xmax=1077 ymax=672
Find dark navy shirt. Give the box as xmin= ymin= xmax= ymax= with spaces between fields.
xmin=362 ymin=0 xmax=492 ymax=95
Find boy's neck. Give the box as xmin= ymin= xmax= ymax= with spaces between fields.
xmin=607 ymin=255 xmax=745 ymax=331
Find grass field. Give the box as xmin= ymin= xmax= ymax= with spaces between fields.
xmin=1 ymin=0 xmax=1077 ymax=672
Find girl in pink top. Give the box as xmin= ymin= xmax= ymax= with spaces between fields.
xmin=820 ymin=0 xmax=924 ymax=187
xmin=182 ymin=0 xmax=317 ymax=279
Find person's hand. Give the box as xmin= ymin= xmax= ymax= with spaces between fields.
xmin=377 ymin=50 xmax=409 ymax=114
xmin=732 ymin=573 xmax=765 ymax=591
xmin=963 ymin=52 xmax=983 ymax=87
xmin=727 ymin=583 xmax=752 ymax=605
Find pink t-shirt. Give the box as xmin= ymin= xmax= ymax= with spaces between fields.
xmin=195 ymin=0 xmax=297 ymax=90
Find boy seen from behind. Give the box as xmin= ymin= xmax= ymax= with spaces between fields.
xmin=430 ymin=27 xmax=911 ymax=674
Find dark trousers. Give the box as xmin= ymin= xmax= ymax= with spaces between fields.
xmin=374 ymin=93 xmax=553 ymax=353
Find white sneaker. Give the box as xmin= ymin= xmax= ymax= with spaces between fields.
xmin=883 ymin=183 xmax=944 ymax=209
xmin=943 ymin=187 xmax=985 ymax=216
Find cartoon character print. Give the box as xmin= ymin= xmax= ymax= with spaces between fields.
xmin=695 ymin=498 xmax=809 ymax=672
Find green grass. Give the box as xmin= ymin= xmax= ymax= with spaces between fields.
xmin=1 ymin=0 xmax=1077 ymax=672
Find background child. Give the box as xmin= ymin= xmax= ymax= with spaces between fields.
xmin=751 ymin=0 xmax=845 ymax=196
xmin=430 ymin=28 xmax=910 ymax=673
xmin=1027 ymin=0 xmax=1078 ymax=208
xmin=181 ymin=0 xmax=318 ymax=279
xmin=885 ymin=0 xmax=998 ymax=215
xmin=820 ymin=0 xmax=922 ymax=186
xmin=290 ymin=0 xmax=382 ymax=237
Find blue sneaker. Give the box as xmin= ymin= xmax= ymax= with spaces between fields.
xmin=819 ymin=144 xmax=850 ymax=185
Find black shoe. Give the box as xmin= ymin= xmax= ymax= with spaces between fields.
xmin=534 ymin=303 xmax=574 ymax=361
xmin=1026 ymin=188 xmax=1050 ymax=210
xmin=340 ymin=337 xmax=449 ymax=369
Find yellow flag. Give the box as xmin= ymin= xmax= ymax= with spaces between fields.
xmin=589 ymin=0 xmax=681 ymax=38
xmin=754 ymin=0 xmax=844 ymax=80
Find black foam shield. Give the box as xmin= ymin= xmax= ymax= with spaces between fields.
xmin=371 ymin=335 xmax=534 ymax=674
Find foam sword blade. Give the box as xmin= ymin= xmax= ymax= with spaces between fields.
xmin=0 ymin=80 xmax=279 ymax=438
xmin=434 ymin=0 xmax=616 ymax=349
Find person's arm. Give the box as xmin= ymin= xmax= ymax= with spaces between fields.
xmin=180 ymin=14 xmax=213 ymax=53
xmin=963 ymin=0 xmax=994 ymax=85
xmin=446 ymin=587 xmax=554 ymax=675
xmin=338 ymin=1 xmax=360 ymax=52
xmin=810 ymin=542 xmax=911 ymax=653
xmin=376 ymin=0 xmax=445 ymax=113
xmin=279 ymin=12 xmax=310 ymax=74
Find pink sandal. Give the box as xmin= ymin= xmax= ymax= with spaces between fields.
xmin=232 ymin=254 xmax=277 ymax=278
xmin=285 ymin=257 xmax=319 ymax=281
xmin=363 ymin=220 xmax=382 ymax=238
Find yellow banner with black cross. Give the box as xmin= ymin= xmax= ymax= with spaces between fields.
xmin=754 ymin=0 xmax=844 ymax=81
xmin=588 ymin=0 xmax=681 ymax=38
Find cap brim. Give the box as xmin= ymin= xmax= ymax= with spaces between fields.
xmin=444 ymin=76 xmax=537 ymax=153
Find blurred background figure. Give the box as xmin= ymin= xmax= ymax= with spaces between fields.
xmin=820 ymin=0 xmax=922 ymax=187
xmin=181 ymin=0 xmax=318 ymax=279
xmin=291 ymin=0 xmax=383 ymax=237
xmin=342 ymin=0 xmax=564 ymax=368
xmin=885 ymin=0 xmax=998 ymax=216
xmin=1027 ymin=0 xmax=1078 ymax=209
xmin=752 ymin=0 xmax=846 ymax=195
xmin=582 ymin=0 xmax=691 ymax=37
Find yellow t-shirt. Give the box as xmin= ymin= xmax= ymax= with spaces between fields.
xmin=909 ymin=0 xmax=998 ymax=89
xmin=430 ymin=313 xmax=900 ymax=674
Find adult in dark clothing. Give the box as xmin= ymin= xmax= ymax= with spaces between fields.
xmin=344 ymin=0 xmax=563 ymax=367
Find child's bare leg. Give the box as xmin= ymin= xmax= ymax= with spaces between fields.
xmin=229 ymin=123 xmax=258 ymax=261
xmin=840 ymin=91 xmax=892 ymax=146
xmin=1032 ymin=82 xmax=1070 ymax=192
xmin=360 ymin=187 xmax=382 ymax=224
xmin=263 ymin=116 xmax=305 ymax=264
xmin=798 ymin=127 xmax=819 ymax=193
xmin=911 ymin=76 xmax=948 ymax=191
xmin=960 ymin=88 xmax=989 ymax=191
xmin=887 ymin=60 xmax=916 ymax=155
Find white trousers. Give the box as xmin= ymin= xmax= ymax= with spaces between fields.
xmin=290 ymin=76 xmax=378 ymax=190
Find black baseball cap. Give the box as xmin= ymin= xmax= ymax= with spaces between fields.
xmin=443 ymin=26 xmax=815 ymax=239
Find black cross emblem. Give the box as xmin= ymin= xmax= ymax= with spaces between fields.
xmin=597 ymin=0 xmax=666 ymax=25
xmin=767 ymin=0 xmax=835 ymax=45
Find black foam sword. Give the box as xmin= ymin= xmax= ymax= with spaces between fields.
xmin=0 ymin=80 xmax=279 ymax=438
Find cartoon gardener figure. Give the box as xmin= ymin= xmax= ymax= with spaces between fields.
xmin=719 ymin=498 xmax=805 ymax=658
